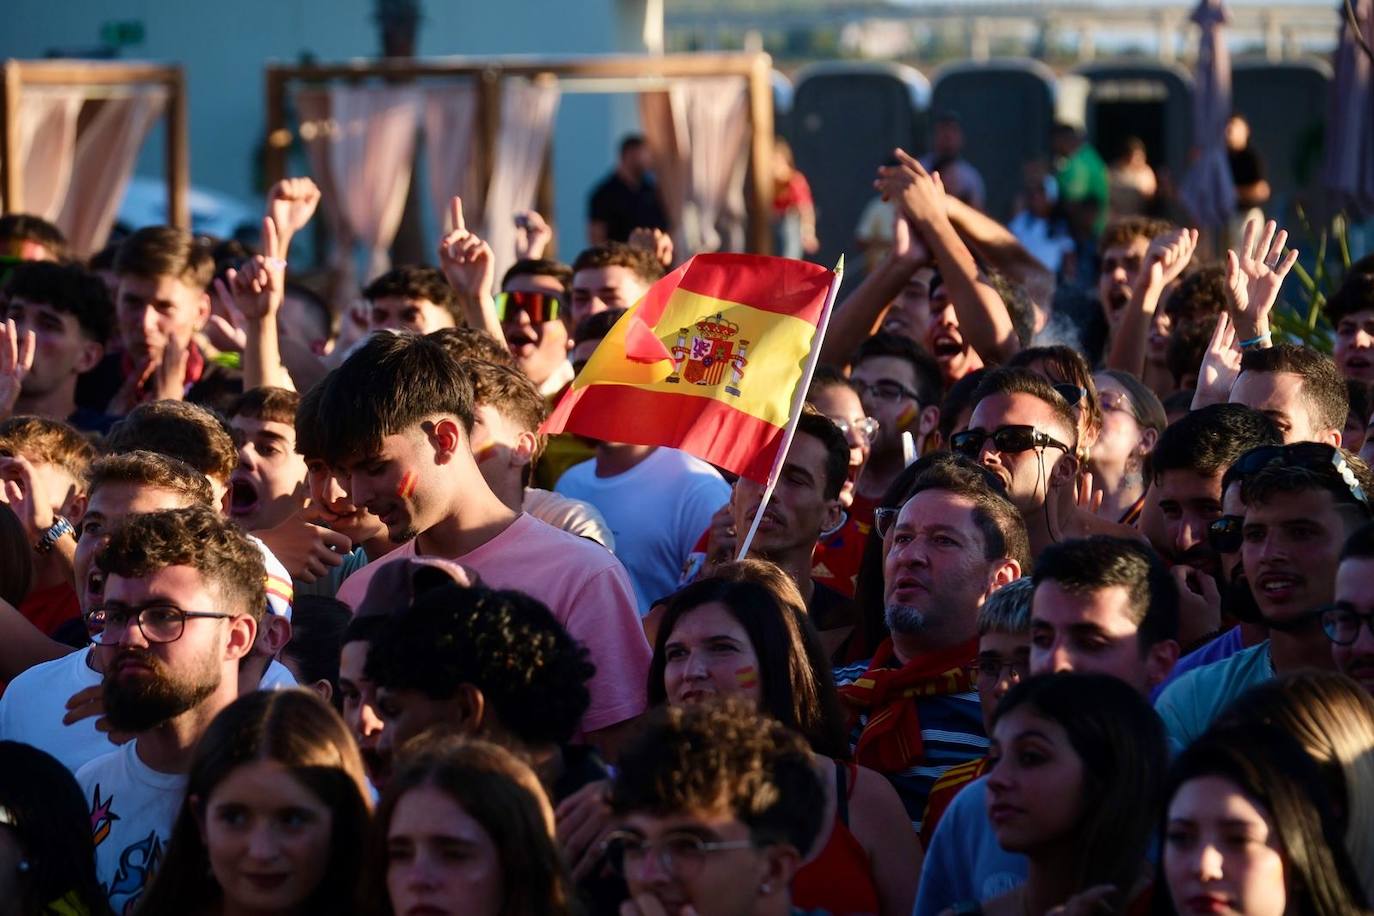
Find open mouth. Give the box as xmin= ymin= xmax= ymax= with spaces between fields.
xmin=228 ymin=477 xmax=260 ymax=518
xmin=930 ymin=335 xmax=963 ymax=359
xmin=1257 ymin=572 xmax=1302 ymax=599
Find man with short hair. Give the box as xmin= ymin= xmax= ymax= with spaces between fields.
xmin=363 ymin=264 xmax=459 ymax=335
xmin=1229 ymin=343 xmax=1348 ymax=445
xmin=1156 ymin=446 xmax=1374 ymax=747
xmin=1327 ymin=254 xmax=1374 ymax=383
xmin=1325 ymin=522 xmax=1374 ymax=693
xmin=0 ymin=261 xmax=113 ymax=431
xmin=326 ymin=333 xmax=649 ymax=755
xmin=225 ymin=386 xmax=308 ymax=533
xmin=608 ymin=700 xmax=825 ymax=916
xmin=107 ymin=226 xmax=241 ymax=415
xmin=835 ymin=453 xmax=1027 ymax=831
xmin=499 ymin=258 xmax=577 ymax=395
xmin=1096 ymin=217 xmax=1174 ymax=336
xmin=105 ymin=399 xmax=238 ymax=510
xmin=958 ymin=367 xmax=1138 ymax=562
xmin=0 ymin=213 xmax=67 ymax=262
xmin=569 ymin=243 xmax=663 ymax=329
xmin=587 ymin=135 xmax=670 ymax=246
xmin=848 ymin=332 xmax=943 ymax=520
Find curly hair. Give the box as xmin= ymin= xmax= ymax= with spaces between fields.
xmin=571 ymin=242 xmax=665 ymax=284
xmin=103 ymin=400 xmax=237 ymax=485
xmin=1163 ymin=263 xmax=1227 ymax=325
xmin=0 ymin=415 xmax=95 ymax=485
xmin=365 ymin=583 xmax=594 ymax=747
xmin=611 ymin=698 xmax=826 ymax=855
xmin=229 ymin=385 xmax=300 ymax=427
xmin=96 ymin=506 xmax=267 ymax=622
xmin=1100 ymin=216 xmax=1174 ymax=251
xmin=427 ymin=326 xmax=517 ymax=368
xmin=86 ymin=450 xmax=214 ymax=509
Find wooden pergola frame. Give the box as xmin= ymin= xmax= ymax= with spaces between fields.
xmin=0 ymin=59 xmax=188 ymax=228
xmin=264 ymin=52 xmax=776 ymax=254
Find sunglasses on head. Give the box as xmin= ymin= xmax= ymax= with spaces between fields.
xmin=1053 ymin=383 xmax=1087 ymax=407
xmin=495 ymin=291 xmax=561 ymax=324
xmin=1231 ymin=443 xmax=1370 ymax=508
xmin=1207 ymin=514 xmax=1245 ymax=554
xmin=950 ymin=425 xmax=1072 ymax=459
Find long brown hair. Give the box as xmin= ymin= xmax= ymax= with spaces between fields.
xmin=136 ymin=689 xmax=372 ymax=916
xmin=361 ymin=736 xmax=576 ymax=916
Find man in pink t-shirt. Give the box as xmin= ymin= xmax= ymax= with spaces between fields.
xmin=319 ymin=332 xmax=649 ymax=756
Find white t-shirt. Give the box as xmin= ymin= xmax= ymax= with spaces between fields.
xmin=556 ymin=448 xmax=730 ymax=613
xmin=0 ymin=650 xmax=295 ymax=775
xmin=76 ymin=740 xmax=188 ymax=915
xmin=522 ymin=487 xmax=616 ymax=549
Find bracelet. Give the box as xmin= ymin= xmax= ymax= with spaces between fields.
xmin=1239 ymin=333 xmax=1272 ymax=349
xmin=34 ymin=516 xmax=74 ymax=555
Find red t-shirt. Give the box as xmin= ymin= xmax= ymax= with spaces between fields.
xmin=19 ymin=582 xmax=81 ymax=636
xmin=811 ymin=492 xmax=878 ymax=598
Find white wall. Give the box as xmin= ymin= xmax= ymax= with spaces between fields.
xmin=4 ymin=0 xmax=653 ymax=256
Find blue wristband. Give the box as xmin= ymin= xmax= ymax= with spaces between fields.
xmin=1239 ymin=333 xmax=1271 ymax=349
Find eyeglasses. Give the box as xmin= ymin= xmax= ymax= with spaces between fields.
xmin=1053 ymin=383 xmax=1087 ymax=407
xmin=601 ymin=830 xmax=755 ymax=878
xmin=851 ymin=379 xmax=921 ymax=405
xmin=969 ymin=657 xmax=1029 ymax=686
xmin=1207 ymin=515 xmax=1245 ymax=554
xmin=1098 ymin=390 xmax=1136 ymax=418
xmin=1320 ymin=605 xmax=1374 ymax=646
xmin=495 ymin=291 xmax=561 ymax=324
xmin=832 ymin=416 xmax=880 ymax=442
xmin=874 ymin=506 xmax=900 ymax=539
xmin=949 ymin=425 xmax=1072 ymax=459
xmin=85 ymin=602 xmax=234 ymax=645
xmin=1231 ymin=443 xmax=1370 ymax=508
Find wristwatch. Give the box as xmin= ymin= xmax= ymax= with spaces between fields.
xmin=35 ymin=516 xmax=74 ymax=555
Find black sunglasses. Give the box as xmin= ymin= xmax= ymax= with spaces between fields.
xmin=1053 ymin=383 xmax=1087 ymax=407
xmin=1231 ymin=443 xmax=1370 ymax=508
xmin=1207 ymin=514 xmax=1245 ymax=554
xmin=950 ymin=425 xmax=1072 ymax=459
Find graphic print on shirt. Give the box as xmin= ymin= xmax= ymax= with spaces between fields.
xmin=89 ymin=785 xmax=165 ymax=915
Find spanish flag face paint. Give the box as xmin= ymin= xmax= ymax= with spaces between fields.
xmin=472 ymin=439 xmax=498 ymax=465
xmin=734 ymin=666 xmax=758 ymax=689
xmin=896 ymin=404 xmax=919 ymax=429
xmin=396 ymin=470 xmax=418 ymax=500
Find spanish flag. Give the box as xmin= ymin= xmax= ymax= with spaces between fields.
xmin=542 ymin=253 xmax=841 ymax=483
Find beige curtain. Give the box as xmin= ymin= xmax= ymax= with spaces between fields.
xmin=296 ymin=89 xmax=359 ymax=297
xmin=58 ymin=86 xmax=168 ymax=257
xmin=637 ymin=90 xmax=688 ymax=240
xmin=482 ymin=79 xmax=560 ymax=280
xmin=325 ymin=85 xmax=422 ymax=283
xmin=424 ymin=84 xmax=482 ymax=239
xmin=15 ymin=87 xmax=84 ymax=222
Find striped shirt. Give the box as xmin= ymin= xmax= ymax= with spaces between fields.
xmin=834 ymin=659 xmax=988 ymax=833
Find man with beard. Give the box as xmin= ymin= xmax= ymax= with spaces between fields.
xmin=75 ymin=506 xmax=264 ymax=914
xmin=834 ymin=454 xmax=1027 ymax=830
xmin=1155 ymin=446 xmax=1374 ymax=747
xmin=1149 ymin=404 xmax=1281 ymax=646
xmin=1325 ymin=523 xmax=1374 ymax=693
xmin=1229 ymin=343 xmax=1348 ymax=446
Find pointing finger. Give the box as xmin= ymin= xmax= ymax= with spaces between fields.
xmin=450 ymin=196 xmax=466 ymax=234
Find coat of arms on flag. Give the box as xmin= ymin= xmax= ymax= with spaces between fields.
xmin=667 ymin=312 xmax=749 ymax=396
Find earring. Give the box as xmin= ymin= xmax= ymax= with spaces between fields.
xmin=759 ymin=882 xmax=772 ymax=895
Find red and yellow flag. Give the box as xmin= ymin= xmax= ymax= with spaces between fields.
xmin=542 ymin=253 xmax=838 ymax=483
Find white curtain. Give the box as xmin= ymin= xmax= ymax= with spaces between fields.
xmin=58 ymin=86 xmax=168 ymax=257
xmin=424 ymin=84 xmax=481 ymax=240
xmin=295 ymin=89 xmax=359 ymax=297
xmin=483 ymin=79 xmax=560 ymax=280
xmin=324 ymin=86 xmax=422 ymax=283
xmin=15 ymin=87 xmax=84 ymax=222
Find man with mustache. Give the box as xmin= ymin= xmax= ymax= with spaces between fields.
xmin=74 ymin=506 xmax=264 ymax=914
xmin=1325 ymin=523 xmax=1374 ymax=693
xmin=1156 ymin=447 xmax=1374 ymax=747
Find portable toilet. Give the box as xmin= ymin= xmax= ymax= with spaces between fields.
xmin=1232 ymin=59 xmax=1332 ymax=212
xmin=1075 ymin=62 xmax=1195 ymax=188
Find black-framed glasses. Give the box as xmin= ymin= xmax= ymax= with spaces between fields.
xmin=1231 ymin=444 xmax=1370 ymax=508
xmin=832 ymin=416 xmax=880 ymax=442
xmin=85 ymin=603 xmax=234 ymax=645
xmin=601 ymin=830 xmax=755 ymax=878
xmin=969 ymin=657 xmax=1029 ymax=686
xmin=1053 ymin=383 xmax=1087 ymax=407
xmin=950 ymin=425 xmax=1072 ymax=459
xmin=495 ymin=290 xmax=561 ymax=324
xmin=1320 ymin=605 xmax=1374 ymax=646
xmin=1207 ymin=515 xmax=1245 ymax=554
xmin=851 ymin=379 xmax=921 ymax=404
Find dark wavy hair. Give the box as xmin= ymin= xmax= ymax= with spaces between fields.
xmin=648 ymin=570 xmax=849 ymax=758
xmin=136 ymin=690 xmax=372 ymax=916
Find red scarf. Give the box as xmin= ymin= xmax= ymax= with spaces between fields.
xmin=838 ymin=636 xmax=978 ymax=773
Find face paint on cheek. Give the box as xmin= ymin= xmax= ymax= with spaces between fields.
xmin=396 ymin=471 xmax=418 ymax=500
xmin=735 ymin=666 xmax=758 ymax=689
xmin=896 ymin=405 xmax=919 ymax=429
xmin=472 ymin=440 xmax=499 ymax=464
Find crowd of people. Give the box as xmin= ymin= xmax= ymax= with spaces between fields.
xmin=0 ymin=112 xmax=1372 ymax=916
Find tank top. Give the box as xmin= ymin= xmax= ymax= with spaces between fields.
xmin=791 ymin=760 xmax=882 ymax=916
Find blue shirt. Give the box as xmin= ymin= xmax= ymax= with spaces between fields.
xmin=834 ymin=659 xmax=987 ymax=833
xmin=1150 ymin=625 xmax=1245 ymax=702
xmin=912 ymin=777 xmax=1027 ymax=916
xmin=1154 ymin=641 xmax=1273 ymax=749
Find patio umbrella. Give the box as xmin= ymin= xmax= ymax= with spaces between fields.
xmin=1324 ymin=0 xmax=1374 ymax=219
xmin=1179 ymin=0 xmax=1238 ymax=228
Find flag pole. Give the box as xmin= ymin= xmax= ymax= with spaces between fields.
xmin=737 ymin=256 xmax=846 ymax=561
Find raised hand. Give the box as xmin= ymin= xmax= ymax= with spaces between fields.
xmin=221 ymin=217 xmax=286 ymax=324
xmin=438 ymin=196 xmax=495 ymax=302
xmin=266 ymin=177 xmax=321 ymax=252
xmin=629 ymin=226 xmax=674 ymax=268
xmin=514 ymin=209 xmax=554 ymax=261
xmin=887 ymin=213 xmax=931 ymax=270
xmin=875 ymin=149 xmax=949 ymax=231
xmin=150 ymin=328 xmax=193 ymax=402
xmin=1226 ymin=216 xmax=1299 ymax=343
xmin=0 ymin=319 xmax=35 ymax=419
xmin=1143 ymin=227 xmax=1199 ymax=290
xmin=1191 ymin=312 xmax=1244 ymax=409
xmin=0 ymin=454 xmax=54 ymax=541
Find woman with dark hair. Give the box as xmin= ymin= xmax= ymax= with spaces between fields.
xmin=0 ymin=741 xmax=111 ymax=916
xmin=135 ymin=689 xmax=371 ymax=916
xmin=958 ymin=672 xmax=1167 ymax=915
xmin=362 ymin=736 xmax=576 ymax=916
xmin=1161 ymin=724 xmax=1372 ymax=916
xmin=1089 ymin=370 xmax=1167 ymax=525
xmin=649 ymin=565 xmax=921 ymax=916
